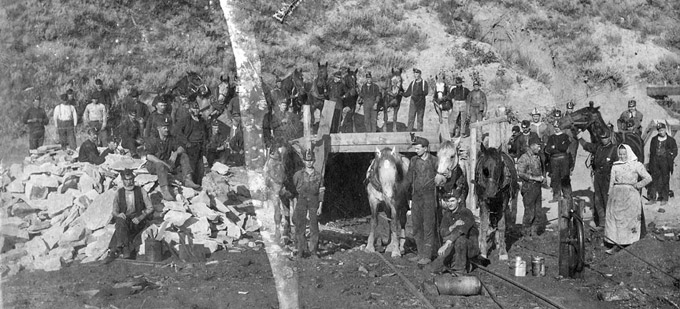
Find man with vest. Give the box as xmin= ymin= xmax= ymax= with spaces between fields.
xmin=448 ymin=77 xmax=470 ymax=138
xmin=83 ymin=94 xmax=109 ymax=146
xmin=174 ymin=101 xmax=209 ymax=187
xmin=103 ymin=169 xmax=154 ymax=264
xmin=466 ymin=80 xmax=487 ymax=125
xmin=405 ymin=136 xmax=438 ymax=265
xmin=404 ymin=68 xmax=429 ymax=132
xmin=617 ymin=99 xmax=643 ymax=136
xmin=22 ymin=95 xmax=49 ymax=152
xmin=647 ymin=122 xmax=677 ymax=206
xmin=54 ymin=92 xmax=79 ymax=150
xmin=358 ymin=72 xmax=381 ymax=133
xmin=545 ymin=120 xmax=572 ymax=203
xmin=577 ymin=130 xmax=618 ymax=228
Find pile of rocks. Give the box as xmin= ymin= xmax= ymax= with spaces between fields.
xmin=0 ymin=148 xmax=260 ymax=277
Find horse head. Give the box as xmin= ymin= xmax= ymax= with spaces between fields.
xmin=434 ymin=73 xmax=447 ymax=102
xmin=475 ymin=144 xmax=504 ymax=199
xmin=435 ymin=138 xmax=460 ymax=186
xmin=317 ymin=61 xmax=329 ymax=80
xmin=344 ymin=67 xmax=359 ymax=96
xmin=374 ymin=147 xmax=404 ymax=199
xmin=558 ymin=105 xmax=609 ymax=138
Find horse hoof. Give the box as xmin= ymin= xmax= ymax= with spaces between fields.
xmin=499 ymin=254 xmax=508 ymax=261
xmin=390 ymin=252 xmax=401 ymax=258
xmin=365 ymin=246 xmax=376 ymax=253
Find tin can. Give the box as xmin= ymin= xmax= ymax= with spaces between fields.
xmin=531 ymin=256 xmax=545 ymax=276
xmin=514 ymin=257 xmax=526 ymax=277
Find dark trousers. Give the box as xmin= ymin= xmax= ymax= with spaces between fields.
xmin=649 ymin=158 xmax=671 ymax=202
xmin=206 ymin=149 xmax=227 ymax=167
xmin=108 ymin=216 xmax=145 ymax=252
xmin=185 ymin=144 xmax=205 ymax=185
xmin=28 ymin=129 xmax=45 ymax=150
xmin=57 ymin=120 xmax=77 ymax=150
xmin=430 ymin=229 xmax=480 ymax=272
xmin=468 ymin=105 xmax=483 ymax=123
xmin=550 ymin=155 xmax=572 ymax=199
xmin=330 ymin=101 xmax=343 ymax=133
xmin=342 ymin=105 xmax=357 ymax=133
xmin=521 ymin=182 xmax=542 ymax=230
xmin=407 ymin=98 xmax=426 ymax=131
xmin=412 ymin=192 xmax=437 ymax=259
xmin=293 ymin=195 xmax=319 ymax=254
xmin=363 ymin=102 xmax=377 ymax=133
xmin=593 ymin=173 xmax=609 ymax=226
xmin=87 ymin=120 xmax=109 ymax=146
xmin=121 ymin=137 xmax=140 ymax=158
xmin=146 ymin=153 xmax=193 ymax=187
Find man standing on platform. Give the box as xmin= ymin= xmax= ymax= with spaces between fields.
xmin=22 ymin=95 xmax=49 ymax=152
xmin=327 ymin=71 xmax=348 ymax=134
xmin=448 ymin=77 xmax=469 ymax=138
xmin=404 ymin=68 xmax=429 ymax=132
xmin=466 ymin=80 xmax=487 ymax=125
xmin=647 ymin=122 xmax=677 ymax=206
xmin=358 ymin=72 xmax=381 ymax=133
xmin=174 ymin=101 xmax=209 ymax=187
xmin=405 ymin=136 xmax=438 ymax=265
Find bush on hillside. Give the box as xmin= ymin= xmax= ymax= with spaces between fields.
xmin=639 ymin=56 xmax=680 ymax=85
xmin=563 ymin=37 xmax=602 ymax=67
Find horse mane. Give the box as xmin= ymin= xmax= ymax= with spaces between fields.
xmin=376 ymin=148 xmax=405 ymax=182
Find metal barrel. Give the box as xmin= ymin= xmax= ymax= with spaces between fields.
xmin=433 ymin=275 xmax=482 ymax=296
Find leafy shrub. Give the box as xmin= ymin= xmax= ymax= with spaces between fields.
xmin=582 ymin=66 xmax=627 ymax=90
xmin=639 ymin=56 xmax=680 ymax=85
xmin=563 ymin=37 xmax=602 ymax=67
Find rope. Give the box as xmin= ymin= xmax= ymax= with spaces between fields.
xmin=373 ymin=252 xmax=435 ymax=309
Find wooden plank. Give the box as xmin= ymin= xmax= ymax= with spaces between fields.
xmin=647 ymin=85 xmax=680 ymax=99
xmin=317 ymin=100 xmax=336 ymax=136
xmin=469 ymin=116 xmax=508 ymax=129
xmin=468 ymin=128 xmax=478 ymax=210
xmin=558 ymin=198 xmax=569 ymax=278
xmin=330 ymin=132 xmax=440 ymax=146
xmin=313 ymin=101 xmax=336 ymax=184
xmin=330 ymin=143 xmax=441 ymax=153
xmin=488 ymin=122 xmax=501 ymax=148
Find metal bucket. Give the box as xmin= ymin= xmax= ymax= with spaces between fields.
xmin=145 ymin=238 xmax=163 ymax=262
xmin=434 ymin=275 xmax=482 ymax=296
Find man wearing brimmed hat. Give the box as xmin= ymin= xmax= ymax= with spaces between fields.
xmin=145 ymin=116 xmax=200 ymax=201
xmin=53 ymin=91 xmax=79 ymax=150
xmin=448 ymin=76 xmax=470 ymax=137
xmin=545 ymin=119 xmax=572 ymax=203
xmin=145 ymin=94 xmax=173 ymax=138
xmin=77 ymin=126 xmax=108 ymax=165
xmin=22 ymin=95 xmax=49 ymax=151
xmin=83 ymin=93 xmax=109 ymax=146
xmin=174 ymin=100 xmax=209 ymax=186
xmin=405 ymin=136 xmax=438 ymax=265
xmin=466 ymin=79 xmax=487 ymax=125
xmin=359 ymin=72 xmax=381 ymax=133
xmin=270 ymin=76 xmax=287 ymax=106
xmin=103 ymin=168 xmax=154 ymax=264
xmin=292 ymin=148 xmax=325 ymax=258
xmin=327 ymin=70 xmax=349 ymax=133
xmin=617 ymin=99 xmax=643 ymax=136
xmin=517 ymin=135 xmax=545 ymax=238
xmin=529 ymin=108 xmax=548 ymax=142
xmin=404 ymin=68 xmax=429 ymax=132
xmin=509 ymin=120 xmax=540 ymax=160
xmin=647 ymin=122 xmax=677 ymax=206
xmin=577 ymin=128 xmax=618 ymax=229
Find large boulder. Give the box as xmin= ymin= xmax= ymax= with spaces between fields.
xmin=33 ymin=255 xmax=63 ymax=272
xmin=24 ymin=236 xmax=49 ymax=258
xmin=164 ymin=210 xmax=192 ymax=227
xmin=46 ymin=192 xmax=74 ymax=217
xmin=182 ymin=217 xmax=211 ymax=238
xmin=80 ymin=189 xmax=117 ymax=231
xmin=188 ymin=202 xmax=220 ymax=220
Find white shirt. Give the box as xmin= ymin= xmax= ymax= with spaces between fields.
xmin=53 ymin=104 xmax=78 ymax=126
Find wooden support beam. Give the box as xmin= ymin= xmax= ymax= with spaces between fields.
xmin=467 ymin=127 xmax=478 ymax=210
xmin=647 ymin=85 xmax=680 ymax=99
xmin=314 ymin=101 xmax=336 ymax=183
xmin=469 ymin=116 xmax=508 ymax=129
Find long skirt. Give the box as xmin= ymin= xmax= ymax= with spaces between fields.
xmin=605 ymin=184 xmax=643 ymax=245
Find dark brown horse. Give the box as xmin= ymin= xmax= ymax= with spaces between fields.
xmin=279 ymin=68 xmax=307 ymax=115
xmin=557 ymin=104 xmax=644 ymax=162
xmin=308 ymin=62 xmax=329 ymax=117
xmin=378 ymin=68 xmax=404 ymax=132
xmin=474 ymin=145 xmax=518 ymax=261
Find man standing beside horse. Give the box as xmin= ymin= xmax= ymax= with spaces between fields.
xmin=404 ymin=68 xmax=429 ymax=132
xmin=448 ymin=77 xmax=469 ymax=138
xmin=358 ymin=72 xmax=381 ymax=133
xmin=405 ymin=136 xmax=438 ymax=265
xmin=577 ymin=130 xmax=618 ymax=229
xmin=517 ymin=136 xmax=546 ymax=238
xmin=545 ymin=120 xmax=572 ymax=203
xmin=328 ymin=71 xmax=349 ymax=133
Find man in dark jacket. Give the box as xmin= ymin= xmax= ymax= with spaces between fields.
xmin=405 ymin=136 xmax=438 ymax=265
xmin=78 ymin=127 xmax=110 ymax=165
xmin=545 ymin=121 xmax=572 ymax=203
xmin=116 ymin=109 xmax=143 ymax=158
xmin=145 ymin=96 xmax=173 ymax=138
xmin=358 ymin=72 xmax=381 ymax=133
xmin=578 ymin=130 xmax=618 ymax=228
xmin=174 ymin=101 xmax=209 ymax=186
xmin=327 ymin=71 xmax=348 ymax=133
xmin=404 ymin=68 xmax=429 ymax=132
xmin=509 ymin=120 xmax=540 ymax=160
xmin=617 ymin=99 xmax=643 ymax=136
xmin=205 ymin=120 xmax=229 ymax=167
xmin=448 ymin=77 xmax=470 ymax=137
xmin=103 ymin=169 xmax=154 ymax=264
xmin=22 ymin=95 xmax=49 ymax=151
xmin=647 ymin=122 xmax=677 ymax=206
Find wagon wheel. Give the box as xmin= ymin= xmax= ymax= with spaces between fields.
xmin=566 ymin=209 xmax=586 ymax=276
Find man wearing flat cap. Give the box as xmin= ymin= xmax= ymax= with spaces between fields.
xmin=466 ymin=80 xmax=487 ymax=125
xmin=327 ymin=70 xmax=349 ymax=133
xmin=145 ymin=116 xmax=200 ymax=201
xmin=647 ymin=122 xmax=677 ymax=206
xmin=617 ymin=99 xmax=643 ymax=136
xmin=53 ymin=91 xmax=79 ymax=150
xmin=405 ymin=136 xmax=438 ymax=265
xmin=103 ymin=169 xmax=154 ymax=264
xmin=517 ymin=135 xmax=545 ymax=238
xmin=22 ymin=95 xmax=49 ymax=151
xmin=174 ymin=100 xmax=209 ymax=187
xmin=359 ymin=72 xmax=381 ymax=133
xmin=448 ymin=77 xmax=470 ymax=137
xmin=577 ymin=129 xmax=618 ymax=229
xmin=404 ymin=68 xmax=429 ymax=132
xmin=83 ymin=94 xmax=109 ymax=146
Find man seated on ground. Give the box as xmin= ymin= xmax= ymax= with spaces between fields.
xmin=145 ymin=116 xmax=200 ymax=201
xmin=206 ymin=120 xmax=229 ymax=167
xmin=104 ymin=169 xmax=154 ymax=264
xmin=77 ymin=127 xmax=111 ymax=165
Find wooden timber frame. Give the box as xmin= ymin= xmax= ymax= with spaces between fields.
xmin=466 ymin=115 xmax=510 ymax=210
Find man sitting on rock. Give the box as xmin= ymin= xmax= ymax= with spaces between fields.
xmin=145 ymin=116 xmax=200 ymax=201
xmin=104 ymin=169 xmax=154 ymax=264
xmin=77 ymin=127 xmax=109 ymax=165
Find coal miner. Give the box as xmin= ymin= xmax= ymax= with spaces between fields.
xmin=617 ymin=99 xmax=643 ymax=136
xmin=358 ymin=72 xmax=381 ymax=133
xmin=405 ymin=136 xmax=438 ymax=265
xmin=448 ymin=77 xmax=470 ymax=138
xmin=293 ymin=149 xmax=325 ymax=258
xmin=145 ymin=116 xmax=200 ymax=201
xmin=466 ymin=80 xmax=487 ymax=124
xmin=327 ymin=70 xmax=349 ymax=133
xmin=205 ymin=120 xmax=230 ymax=167
xmin=116 ymin=108 xmax=143 ymax=158
xmin=404 ymin=68 xmax=429 ymax=132
xmin=577 ymin=129 xmax=618 ymax=229
xmin=54 ymin=91 xmax=79 ymax=150
xmin=517 ymin=135 xmax=545 ymax=238
xmin=145 ymin=96 xmax=173 ymax=138
xmin=509 ymin=120 xmax=540 ymax=160
xmin=83 ymin=94 xmax=109 ymax=146
xmin=77 ymin=127 xmax=109 ymax=165
xmin=22 ymin=95 xmax=49 ymax=151
xmin=545 ymin=119 xmax=572 ymax=203
xmin=103 ymin=169 xmax=154 ymax=264
xmin=647 ymin=122 xmax=677 ymax=206
xmin=174 ymin=101 xmax=209 ymax=186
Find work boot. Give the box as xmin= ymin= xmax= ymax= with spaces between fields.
xmin=161 ymin=186 xmax=175 ymax=201
xmin=184 ymin=175 xmax=201 ymax=190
